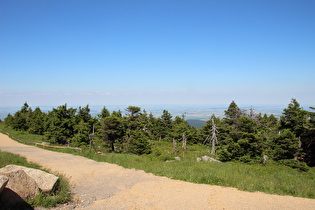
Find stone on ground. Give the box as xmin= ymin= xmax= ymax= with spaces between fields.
xmin=0 ymin=169 xmax=39 ymax=199
xmin=0 ymin=164 xmax=59 ymax=194
xmin=201 ymin=155 xmax=222 ymax=163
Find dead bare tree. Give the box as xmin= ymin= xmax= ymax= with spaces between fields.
xmin=173 ymin=138 xmax=178 ymax=154
xmin=182 ymin=133 xmax=187 ymax=150
xmin=204 ymin=117 xmax=219 ymax=155
xmin=263 ymin=155 xmax=268 ymax=165
xmin=182 ymin=133 xmax=187 ymax=156
xmin=249 ymin=105 xmax=255 ymax=119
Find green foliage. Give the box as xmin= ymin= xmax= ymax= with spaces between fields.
xmin=2 ymin=125 xmax=315 ymax=199
xmin=10 ymin=102 xmax=32 ymax=131
xmin=151 ymin=110 xmax=173 ymax=141
xmin=125 ymin=130 xmax=152 ymax=155
xmin=28 ymin=107 xmax=46 ymax=135
xmin=278 ymin=159 xmax=310 ymax=172
xmin=100 ymin=115 xmax=124 ymax=152
xmin=217 ymin=149 xmax=232 ymax=161
xmin=98 ymin=106 xmax=110 ymax=119
xmin=45 ymin=104 xmax=77 ymax=144
xmin=280 ymin=99 xmax=306 ymax=137
xmin=3 ymin=99 xmax=315 ymax=167
xmin=303 ymin=109 xmax=315 ymax=166
xmin=272 ymin=129 xmax=299 ymax=160
xmin=224 ymin=100 xmax=242 ymax=127
xmin=71 ymin=119 xmax=90 ymax=147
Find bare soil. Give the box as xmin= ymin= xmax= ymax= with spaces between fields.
xmin=1 ymin=133 xmax=315 ymax=210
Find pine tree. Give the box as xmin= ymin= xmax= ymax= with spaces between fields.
xmin=45 ymin=104 xmax=77 ymax=144
xmin=100 ymin=115 xmax=124 ymax=152
xmin=279 ymin=99 xmax=307 ymax=161
xmin=224 ymin=101 xmax=242 ymax=129
xmin=28 ymin=107 xmax=46 ymax=135
xmin=98 ymin=106 xmax=110 ymax=119
xmin=280 ymin=99 xmax=306 ymax=138
xmin=273 ymin=129 xmax=299 ymax=160
xmin=11 ymin=102 xmax=32 ymax=131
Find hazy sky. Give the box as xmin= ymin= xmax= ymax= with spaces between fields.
xmin=1 ymin=0 xmax=314 ymax=107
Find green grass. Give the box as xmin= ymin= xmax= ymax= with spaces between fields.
xmin=94 ymin=153 xmax=315 ymax=198
xmin=0 ymin=123 xmax=44 ymax=144
xmin=0 ymin=150 xmax=72 ymax=208
xmin=1 ymin=122 xmax=315 ymax=199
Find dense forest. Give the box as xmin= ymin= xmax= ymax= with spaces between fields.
xmin=3 ymin=99 xmax=315 ymax=168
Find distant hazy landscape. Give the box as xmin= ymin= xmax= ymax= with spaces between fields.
xmin=1 ymin=104 xmax=313 ymax=124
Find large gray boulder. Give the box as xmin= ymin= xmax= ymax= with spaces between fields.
xmin=0 ymin=169 xmax=39 ymax=199
xmin=0 ymin=175 xmax=9 ymax=194
xmin=0 ymin=165 xmax=59 ymax=194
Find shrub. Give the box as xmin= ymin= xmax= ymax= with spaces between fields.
xmin=125 ymin=131 xmax=152 ymax=155
xmin=158 ymin=154 xmax=173 ymax=161
xmin=217 ymin=149 xmax=232 ymax=162
xmin=278 ymin=159 xmax=309 ymax=172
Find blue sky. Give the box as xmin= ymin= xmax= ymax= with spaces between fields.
xmin=1 ymin=0 xmax=314 ymax=107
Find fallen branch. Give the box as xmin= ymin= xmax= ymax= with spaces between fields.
xmin=35 ymin=143 xmax=82 ymax=151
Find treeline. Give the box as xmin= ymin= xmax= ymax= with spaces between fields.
xmin=3 ymin=99 xmax=315 ymax=167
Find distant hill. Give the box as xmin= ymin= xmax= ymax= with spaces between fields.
xmin=187 ymin=119 xmax=206 ymax=128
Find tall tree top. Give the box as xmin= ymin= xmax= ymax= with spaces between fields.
xmin=99 ymin=106 xmax=110 ymax=119
xmin=126 ymin=106 xmax=141 ymax=118
xmin=225 ymin=101 xmax=241 ymax=117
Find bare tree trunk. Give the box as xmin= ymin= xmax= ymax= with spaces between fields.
xmin=249 ymin=105 xmax=255 ymax=119
xmin=210 ymin=118 xmax=218 ymax=155
xmin=263 ymin=155 xmax=268 ymax=165
xmin=204 ymin=116 xmax=219 ymax=155
xmin=211 ymin=134 xmax=217 ymax=155
xmin=173 ymin=138 xmax=178 ymax=154
xmin=294 ymin=136 xmax=302 ymax=160
xmin=182 ymin=133 xmax=187 ymax=151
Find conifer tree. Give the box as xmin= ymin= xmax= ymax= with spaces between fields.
xmin=100 ymin=115 xmax=124 ymax=152
xmin=224 ymin=101 xmax=242 ymax=129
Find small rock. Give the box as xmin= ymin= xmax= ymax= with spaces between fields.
xmin=201 ymin=156 xmax=222 ymax=163
xmin=196 ymin=157 xmax=202 ymax=162
xmin=0 ymin=175 xmax=9 ymax=194
xmin=201 ymin=155 xmax=210 ymax=161
xmin=174 ymin=157 xmax=181 ymax=161
xmin=208 ymin=157 xmax=222 ymax=163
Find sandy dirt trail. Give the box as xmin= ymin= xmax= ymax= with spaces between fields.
xmin=1 ymin=133 xmax=315 ymax=210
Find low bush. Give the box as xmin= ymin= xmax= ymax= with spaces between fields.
xmin=278 ymin=159 xmax=310 ymax=172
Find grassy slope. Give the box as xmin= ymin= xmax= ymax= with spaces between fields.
xmin=1 ymin=122 xmax=314 ymax=199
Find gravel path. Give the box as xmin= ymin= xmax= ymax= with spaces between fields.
xmin=1 ymin=133 xmax=315 ymax=210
